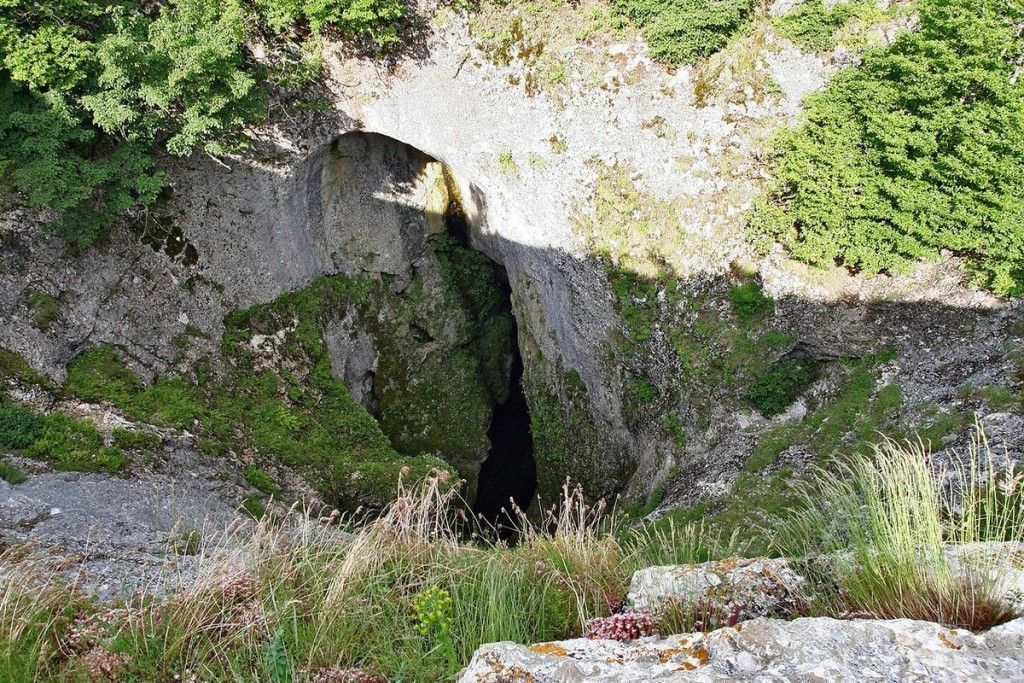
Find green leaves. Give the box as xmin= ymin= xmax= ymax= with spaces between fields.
xmin=752 ymin=0 xmax=1024 ymax=297
xmin=611 ymin=0 xmax=754 ymax=64
xmin=0 ymin=0 xmax=407 ymax=246
xmin=87 ymin=0 xmax=262 ymax=156
xmin=0 ymin=77 xmax=163 ymax=247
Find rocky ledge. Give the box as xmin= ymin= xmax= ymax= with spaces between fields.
xmin=457 ymin=615 xmax=1024 ymax=682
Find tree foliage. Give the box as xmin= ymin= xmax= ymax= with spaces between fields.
xmin=0 ymin=0 xmax=406 ymax=246
xmin=611 ymin=0 xmax=754 ymax=65
xmin=752 ymin=0 xmax=1024 ymax=296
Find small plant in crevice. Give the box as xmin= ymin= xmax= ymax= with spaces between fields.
xmin=582 ymin=611 xmax=655 ymax=640
xmin=246 ymin=467 xmax=282 ymax=497
xmin=497 ymin=151 xmax=517 ymax=174
xmin=744 ymin=358 xmax=821 ymax=417
xmin=26 ymin=291 xmax=59 ymax=331
xmin=729 ymin=281 xmax=773 ymax=323
xmin=0 ymin=459 xmax=27 ymax=484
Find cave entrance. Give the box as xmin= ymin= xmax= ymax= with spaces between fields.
xmin=472 ymin=319 xmax=537 ymax=534
xmin=435 ymin=168 xmax=537 ymax=532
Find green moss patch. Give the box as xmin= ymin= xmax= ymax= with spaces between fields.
xmin=745 ymin=352 xmax=902 ymax=472
xmin=525 ymin=361 xmax=614 ymax=502
xmin=1 ymin=398 xmax=126 ymax=474
xmin=26 ymin=291 xmax=59 ymax=331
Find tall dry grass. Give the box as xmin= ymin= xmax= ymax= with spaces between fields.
xmin=0 ymin=475 xmax=725 ymax=682
xmin=776 ymin=428 xmax=1023 ymax=629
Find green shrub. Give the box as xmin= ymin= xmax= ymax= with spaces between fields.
xmin=611 ymin=0 xmax=755 ymax=64
xmin=245 ymin=467 xmax=282 ymax=497
xmin=745 ymin=358 xmax=820 ymax=416
xmin=751 ymin=0 xmax=1024 ymax=296
xmin=1 ymin=397 xmax=125 ymax=473
xmin=0 ymin=77 xmax=163 ymax=247
xmin=729 ymin=281 xmax=773 ymax=322
xmin=0 ymin=0 xmax=407 ymax=246
xmin=774 ymin=0 xmax=882 ymax=52
xmin=28 ymin=412 xmax=126 ymax=473
xmin=0 ymin=459 xmax=27 ymax=484
xmin=0 ymin=400 xmax=45 ymax=450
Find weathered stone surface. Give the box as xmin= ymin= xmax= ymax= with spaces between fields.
xmin=627 ymin=558 xmax=806 ymax=622
xmin=457 ymin=616 xmax=1024 ymax=682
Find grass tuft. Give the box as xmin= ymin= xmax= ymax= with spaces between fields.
xmin=775 ymin=430 xmax=1023 ymax=630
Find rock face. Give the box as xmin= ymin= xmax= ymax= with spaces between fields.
xmin=627 ymin=558 xmax=806 ymax=623
xmin=457 ymin=616 xmax=1024 ymax=682
xmin=0 ymin=440 xmax=259 ymax=600
xmin=1 ymin=7 xmax=1022 ymax=511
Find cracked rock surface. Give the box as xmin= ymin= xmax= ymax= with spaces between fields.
xmin=457 ymin=615 xmax=1024 ymax=682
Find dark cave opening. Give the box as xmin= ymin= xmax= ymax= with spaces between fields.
xmin=472 ymin=334 xmax=537 ymax=533
xmin=441 ymin=184 xmax=537 ymax=532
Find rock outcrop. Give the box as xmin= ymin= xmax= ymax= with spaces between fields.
xmin=457 ymin=616 xmax=1024 ymax=682
xmin=626 ymin=558 xmax=806 ymax=622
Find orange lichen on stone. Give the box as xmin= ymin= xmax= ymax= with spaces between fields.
xmin=678 ymin=662 xmax=697 ymax=671
xmin=503 ymin=665 xmax=537 ymax=682
xmin=529 ymin=642 xmax=568 ymax=656
xmin=658 ymin=647 xmax=685 ymax=663
xmin=692 ymin=645 xmax=711 ymax=665
xmin=938 ymin=631 xmax=962 ymax=650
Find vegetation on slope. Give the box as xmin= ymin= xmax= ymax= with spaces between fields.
xmin=0 ymin=398 xmax=127 ymax=473
xmin=0 ymin=232 xmax=513 ymax=510
xmin=752 ymin=0 xmax=1024 ymax=296
xmin=0 ymin=0 xmax=404 ymax=246
xmin=610 ymin=0 xmax=755 ymax=64
xmin=1 ymin=435 xmax=1021 ymax=680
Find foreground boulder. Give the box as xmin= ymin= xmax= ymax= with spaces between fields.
xmin=627 ymin=558 xmax=806 ymax=624
xmin=457 ymin=616 xmax=1024 ymax=682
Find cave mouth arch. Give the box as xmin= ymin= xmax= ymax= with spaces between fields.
xmin=327 ymin=129 xmax=538 ymax=526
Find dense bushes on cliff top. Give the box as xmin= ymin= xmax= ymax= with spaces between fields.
xmin=752 ymin=0 xmax=1024 ymax=296
xmin=3 ymin=0 xmax=1023 ymax=298
xmin=0 ymin=0 xmax=403 ymax=246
